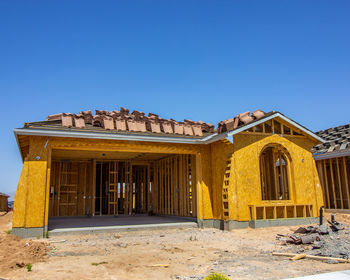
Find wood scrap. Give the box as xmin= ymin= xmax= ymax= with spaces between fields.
xmin=272 ymin=252 xmax=350 ymax=263
xmin=290 ymin=254 xmax=306 ymax=260
xmin=150 ymin=264 xmax=170 ymax=268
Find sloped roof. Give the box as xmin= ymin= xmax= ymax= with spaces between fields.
xmin=22 ymin=108 xmax=268 ymax=138
xmin=312 ymin=123 xmax=350 ymax=159
xmin=0 ymin=192 xmax=9 ymax=198
xmin=14 ymin=108 xmax=322 ymax=153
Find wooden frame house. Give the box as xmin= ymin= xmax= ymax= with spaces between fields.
xmin=12 ymin=109 xmax=325 ymax=237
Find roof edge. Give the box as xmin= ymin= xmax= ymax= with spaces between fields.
xmin=13 ymin=112 xmax=325 ymax=149
xmin=14 ymin=127 xmax=219 ymax=145
xmin=313 ymin=149 xmax=350 ymax=160
xmin=225 ymin=112 xmax=325 ymax=143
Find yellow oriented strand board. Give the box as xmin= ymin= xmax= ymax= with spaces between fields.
xmin=50 ymin=137 xmax=201 ymax=155
xmin=13 ymin=136 xmax=51 ymax=228
xmin=231 ymin=133 xmax=323 ymax=221
xmin=12 ymin=162 xmax=29 ymax=228
xmin=197 ymin=145 xmax=215 ymax=220
xmin=210 ymin=139 xmax=234 ymax=220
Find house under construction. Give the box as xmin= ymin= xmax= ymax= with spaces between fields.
xmin=12 ymin=108 xmax=325 ymax=237
xmin=313 ymin=123 xmax=350 ymax=210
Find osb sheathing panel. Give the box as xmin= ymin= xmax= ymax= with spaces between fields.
xmin=13 ymin=137 xmax=51 ymax=229
xmin=232 ymin=133 xmax=323 ymax=221
xmin=49 ymin=137 xmax=201 ymax=155
xmin=198 ymin=145 xmax=214 ymax=219
xmin=210 ymin=140 xmax=234 ymax=220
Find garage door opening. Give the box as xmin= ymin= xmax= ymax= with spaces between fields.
xmin=48 ymin=150 xmax=197 ymax=232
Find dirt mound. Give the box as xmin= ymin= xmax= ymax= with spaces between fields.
xmin=0 ymin=234 xmax=49 ymax=275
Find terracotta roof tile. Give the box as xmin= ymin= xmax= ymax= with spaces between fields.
xmin=103 ymin=116 xmax=115 ymax=130
xmin=161 ymin=121 xmax=173 ymax=134
xmin=62 ymin=113 xmax=73 ymax=128
xmin=115 ymin=119 xmax=127 ymax=131
xmin=74 ymin=115 xmax=85 ymax=128
xmin=43 ymin=107 xmax=267 ymax=137
xmin=184 ymin=125 xmax=194 ymax=136
xmin=174 ymin=122 xmax=184 ymax=135
xmin=217 ymin=110 xmax=266 ymax=134
xmin=150 ymin=121 xmax=161 ymax=133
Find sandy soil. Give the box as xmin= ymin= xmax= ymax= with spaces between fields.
xmin=1 ymin=212 xmax=350 ymax=280
xmin=0 ymin=212 xmax=49 ymax=276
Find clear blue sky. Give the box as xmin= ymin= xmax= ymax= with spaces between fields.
xmin=1 ymin=1 xmax=349 ymax=199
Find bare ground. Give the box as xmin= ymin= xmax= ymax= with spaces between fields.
xmin=1 ymin=212 xmax=350 ymax=280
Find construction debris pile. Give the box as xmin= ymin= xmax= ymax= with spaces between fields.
xmin=45 ymin=108 xmax=215 ymax=136
xmin=276 ymin=219 xmax=350 ymax=262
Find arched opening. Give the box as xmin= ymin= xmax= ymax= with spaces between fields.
xmin=260 ymin=144 xmax=290 ymax=200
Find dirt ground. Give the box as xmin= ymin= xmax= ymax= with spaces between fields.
xmin=1 ymin=212 xmax=350 ymax=280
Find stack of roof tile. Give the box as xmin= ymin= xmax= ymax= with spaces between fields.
xmin=312 ymin=123 xmax=350 ymax=154
xmin=46 ymin=108 xmax=215 ymax=136
xmin=217 ymin=110 xmax=266 ymax=134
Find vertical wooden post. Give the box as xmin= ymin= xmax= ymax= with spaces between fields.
xmin=322 ymin=160 xmax=330 ymax=208
xmin=329 ymin=159 xmax=337 ymax=208
xmin=336 ymin=158 xmax=344 ymax=209
xmin=83 ymin=163 xmax=87 ymax=215
xmin=342 ymin=157 xmax=350 ymax=209
xmin=179 ymin=155 xmax=183 ymax=216
xmin=185 ymin=155 xmax=190 ymax=216
xmin=92 ymin=159 xmax=96 ymax=216
xmin=160 ymin=159 xmax=163 ymax=215
xmin=195 ymin=153 xmax=203 ymax=221
xmin=167 ymin=158 xmax=170 ymax=215
xmin=100 ymin=162 xmax=103 ymax=216
xmin=191 ymin=155 xmax=197 ymax=217
xmin=317 ymin=161 xmax=327 ymax=208
xmin=57 ymin=162 xmax=62 ymax=216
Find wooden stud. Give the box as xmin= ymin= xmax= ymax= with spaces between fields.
xmin=343 ymin=157 xmax=350 ymax=209
xmin=83 ymin=163 xmax=87 ymax=215
xmin=57 ymin=162 xmax=62 ymax=216
xmin=179 ymin=155 xmax=183 ymax=216
xmin=191 ymin=155 xmax=197 ymax=218
xmin=336 ymin=157 xmax=344 ymax=209
xmin=317 ymin=161 xmax=327 ymax=208
xmin=329 ymin=159 xmax=337 ymax=208
xmin=322 ymin=160 xmax=331 ymax=208
xmin=263 ymin=206 xmax=266 ymax=219
xmin=168 ymin=158 xmax=170 ymax=215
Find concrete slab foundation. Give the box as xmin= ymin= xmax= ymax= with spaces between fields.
xmin=198 ymin=217 xmax=319 ymax=230
xmin=47 ymin=215 xmax=197 ymax=236
xmin=12 ymin=225 xmax=47 ymax=238
xmin=249 ymin=217 xmax=319 ymax=228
